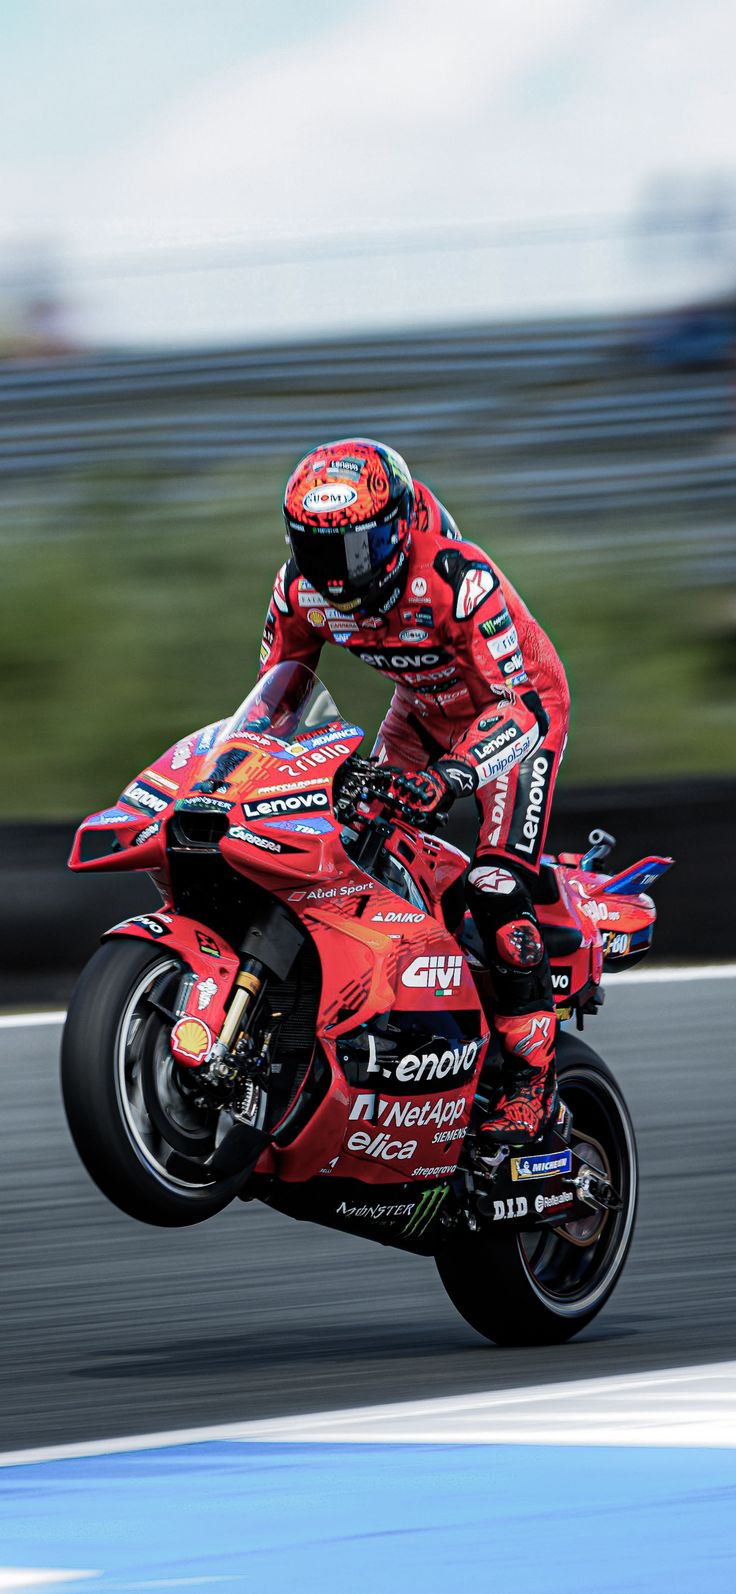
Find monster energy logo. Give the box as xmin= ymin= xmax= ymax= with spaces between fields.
xmin=402 ymin=1186 xmax=449 ymax=1237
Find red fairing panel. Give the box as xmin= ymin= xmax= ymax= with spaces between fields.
xmin=382 ymin=823 xmax=469 ymax=912
xmin=104 ymin=913 xmax=241 ymax=1057
xmin=68 ymin=719 xmax=226 ymax=876
xmin=270 ymin=1048 xmax=352 ymax=1183
xmin=332 ymin=1072 xmax=480 ymax=1187
xmin=267 ymin=874 xmax=489 ymax=1186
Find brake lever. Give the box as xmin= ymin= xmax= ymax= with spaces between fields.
xmin=335 ymin=757 xmax=392 ymax=807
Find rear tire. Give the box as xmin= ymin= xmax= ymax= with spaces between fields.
xmin=61 ymin=938 xmax=246 ymax=1227
xmin=436 ymin=1033 xmax=638 ymax=1345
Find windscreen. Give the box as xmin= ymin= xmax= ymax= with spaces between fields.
xmin=219 ymin=661 xmax=352 ymax=745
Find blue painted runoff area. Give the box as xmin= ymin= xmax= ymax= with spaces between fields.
xmin=1 ymin=1440 xmax=735 ymax=1593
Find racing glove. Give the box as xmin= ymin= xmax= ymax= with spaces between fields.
xmin=387 ymin=759 xmax=477 ymax=823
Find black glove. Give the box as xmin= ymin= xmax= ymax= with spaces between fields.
xmin=432 ymin=759 xmax=478 ymax=800
xmin=387 ymin=760 xmax=476 ymax=824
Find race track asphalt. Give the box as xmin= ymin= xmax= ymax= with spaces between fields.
xmin=0 ymin=974 xmax=733 ymax=1451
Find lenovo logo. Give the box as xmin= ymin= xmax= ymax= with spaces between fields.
xmin=242 ymin=789 xmax=329 ymax=820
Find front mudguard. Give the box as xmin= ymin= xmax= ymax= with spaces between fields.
xmin=103 ymin=911 xmax=240 ymax=1048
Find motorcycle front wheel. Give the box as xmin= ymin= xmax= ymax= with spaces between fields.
xmin=435 ymin=1032 xmax=638 ymax=1345
xmin=61 ymin=938 xmax=250 ymax=1227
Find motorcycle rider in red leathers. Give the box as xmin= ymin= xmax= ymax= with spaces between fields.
xmin=258 ymin=439 xmax=570 ymax=1146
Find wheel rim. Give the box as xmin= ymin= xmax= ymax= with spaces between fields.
xmin=517 ymin=1067 xmax=637 ymax=1317
xmin=115 ymin=957 xmax=223 ymax=1194
xmin=555 ymin=1129 xmax=609 ymax=1248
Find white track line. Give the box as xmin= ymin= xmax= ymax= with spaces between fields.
xmin=212 ymin=1359 xmax=736 ymax=1449
xmin=0 ymin=963 xmax=735 ymax=1031
xmin=0 ymin=1012 xmax=67 ymax=1029
xmin=1 ymin=1361 xmax=735 ymax=1466
xmin=611 ymin=963 xmax=736 ymax=985
xmin=0 ymin=1576 xmax=95 ymax=1590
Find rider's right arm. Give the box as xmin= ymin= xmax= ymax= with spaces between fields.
xmin=257 ymin=559 xmax=324 ymax=678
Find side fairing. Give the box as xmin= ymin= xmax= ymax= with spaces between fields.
xmin=275 ymin=880 xmax=488 ymax=1187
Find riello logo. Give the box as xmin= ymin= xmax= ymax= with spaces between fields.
xmin=401 ymin=955 xmax=463 ymax=992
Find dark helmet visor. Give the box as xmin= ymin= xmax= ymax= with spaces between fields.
xmin=287 ymin=512 xmax=401 ymax=602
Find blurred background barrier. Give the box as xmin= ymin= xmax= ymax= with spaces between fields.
xmin=2 ymin=313 xmax=736 ymax=514
xmin=1 ymin=308 xmax=735 ymax=825
xmin=2 ymin=775 xmax=732 ymax=1006
xmin=2 ymin=302 xmax=734 ymax=1004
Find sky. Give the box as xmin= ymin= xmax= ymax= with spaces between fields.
xmin=1 ymin=0 xmax=735 ymax=345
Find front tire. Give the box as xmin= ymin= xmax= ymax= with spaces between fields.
xmin=436 ymin=1033 xmax=638 ymax=1344
xmin=61 ymin=938 xmax=247 ymax=1227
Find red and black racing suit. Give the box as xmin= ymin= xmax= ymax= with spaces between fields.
xmin=258 ymin=481 xmax=570 ymax=1136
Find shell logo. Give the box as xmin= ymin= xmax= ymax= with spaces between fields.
xmin=170 ymin=1016 xmax=213 ymax=1065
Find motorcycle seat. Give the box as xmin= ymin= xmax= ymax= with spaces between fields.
xmin=541 ymin=924 xmax=583 ymax=957
xmin=529 ymin=863 xmax=561 ymax=904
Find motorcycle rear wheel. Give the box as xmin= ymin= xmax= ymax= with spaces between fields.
xmin=61 ymin=938 xmax=249 ymax=1227
xmin=435 ymin=1033 xmax=638 ymax=1345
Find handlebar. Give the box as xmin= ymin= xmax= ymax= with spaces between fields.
xmin=333 ymin=756 xmax=393 ymax=819
xmin=333 ymin=755 xmax=448 ymax=831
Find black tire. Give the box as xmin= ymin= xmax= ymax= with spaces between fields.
xmin=436 ymin=1032 xmax=638 ymax=1345
xmin=61 ymin=938 xmax=247 ymax=1227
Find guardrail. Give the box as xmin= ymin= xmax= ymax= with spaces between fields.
xmin=1 ymin=314 xmax=734 ymax=537
xmin=2 ymin=779 xmax=729 ymax=1006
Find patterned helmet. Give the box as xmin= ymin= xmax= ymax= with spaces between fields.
xmin=282 ymin=438 xmax=415 ymax=612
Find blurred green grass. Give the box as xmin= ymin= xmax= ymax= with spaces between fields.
xmin=2 ymin=460 xmax=734 ymax=818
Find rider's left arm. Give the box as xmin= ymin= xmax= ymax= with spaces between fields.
xmin=384 ymin=553 xmax=552 ymax=821
xmin=437 ymin=567 xmax=549 ymax=791
xmin=258 ymin=559 xmax=323 ymax=678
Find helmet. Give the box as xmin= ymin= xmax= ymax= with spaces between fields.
xmin=282 ymin=438 xmax=415 ymax=613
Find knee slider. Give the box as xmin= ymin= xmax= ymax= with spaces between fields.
xmin=467 ymin=860 xmax=552 ymax=1012
xmin=495 ymin=918 xmax=544 ymax=969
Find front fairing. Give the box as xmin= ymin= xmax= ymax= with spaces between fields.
xmin=68 ymin=663 xmax=362 ymax=877
xmin=68 ymin=719 xmax=227 ymax=873
xmin=204 ymin=722 xmax=365 ymax=889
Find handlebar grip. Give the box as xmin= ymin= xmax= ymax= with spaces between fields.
xmin=334 ymin=756 xmax=449 ymax=834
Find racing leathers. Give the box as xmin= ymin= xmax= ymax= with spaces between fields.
xmin=258 ymin=479 xmax=570 ymax=1144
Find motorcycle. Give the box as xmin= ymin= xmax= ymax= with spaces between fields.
xmin=61 ymin=660 xmax=672 ymax=1345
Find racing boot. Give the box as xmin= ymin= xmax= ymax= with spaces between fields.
xmin=465 ymin=869 xmax=559 ymax=1146
xmin=479 ymin=1007 xmax=558 ymax=1146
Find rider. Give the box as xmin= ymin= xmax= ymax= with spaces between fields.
xmin=258 ymin=439 xmax=570 ymax=1146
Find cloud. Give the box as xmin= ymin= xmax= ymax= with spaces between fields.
xmin=4 ymin=0 xmax=735 ymax=338
xmin=63 ymin=0 xmax=597 ymax=249
xmin=88 ymin=0 xmax=736 ymax=249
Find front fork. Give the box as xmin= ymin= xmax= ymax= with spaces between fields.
xmin=214 ymin=959 xmax=265 ymax=1054
xmin=207 ymin=950 xmax=267 ymax=1077
xmin=170 ymin=901 xmax=303 ymax=1178
xmin=174 ymin=955 xmax=272 ymax=1131
xmin=169 ymin=957 xmax=273 ymax=1183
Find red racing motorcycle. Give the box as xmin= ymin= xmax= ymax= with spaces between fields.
xmin=61 ymin=662 xmax=672 ymax=1345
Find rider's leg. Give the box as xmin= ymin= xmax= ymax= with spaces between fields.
xmin=376 ymin=698 xmax=564 ymax=1143
xmin=467 ymin=733 xmax=565 ymax=1145
xmin=466 ymin=860 xmax=557 ymax=1144
xmin=371 ymin=695 xmax=445 ymax=769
